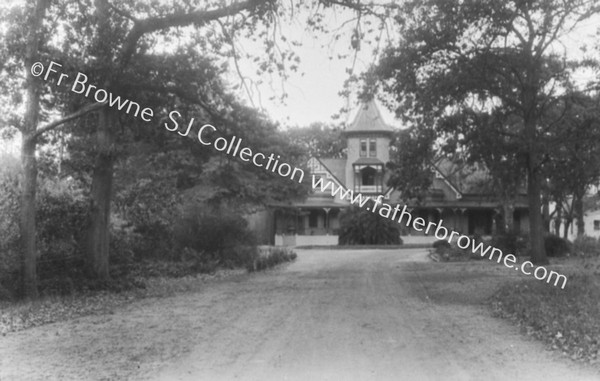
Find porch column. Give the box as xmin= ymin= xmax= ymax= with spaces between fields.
xmin=323 ymin=208 xmax=331 ymax=234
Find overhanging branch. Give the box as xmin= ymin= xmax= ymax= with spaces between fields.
xmin=119 ymin=0 xmax=264 ymax=65
xmin=32 ymin=102 xmax=105 ymax=140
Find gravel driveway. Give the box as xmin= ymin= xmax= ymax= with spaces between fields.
xmin=1 ymin=248 xmax=598 ymax=380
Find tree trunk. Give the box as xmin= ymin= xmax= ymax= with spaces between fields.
xmin=526 ymin=143 xmax=548 ymax=264
xmin=20 ymin=136 xmax=38 ymax=298
xmin=574 ymin=195 xmax=585 ymax=237
xmin=563 ymin=219 xmax=571 ymax=239
xmin=554 ymin=206 xmax=562 ymax=236
xmin=86 ymin=108 xmax=115 ymax=279
xmin=542 ymin=195 xmax=550 ymax=232
xmin=20 ymin=0 xmax=49 ymax=299
xmin=502 ymin=201 xmax=515 ymax=233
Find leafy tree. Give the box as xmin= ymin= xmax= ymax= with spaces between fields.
xmin=73 ymin=0 xmax=377 ymax=279
xmin=452 ymin=111 xmax=527 ymax=233
xmin=386 ymin=127 xmax=435 ymax=202
xmin=373 ymin=0 xmax=599 ymax=264
xmin=286 ymin=122 xmax=346 ymax=159
xmin=544 ymin=92 xmax=600 ymax=237
xmin=0 ymin=0 xmax=102 ymax=297
xmin=1 ymin=0 xmax=394 ymax=297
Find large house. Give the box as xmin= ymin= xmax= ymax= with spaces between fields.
xmin=249 ymin=100 xmax=529 ymax=246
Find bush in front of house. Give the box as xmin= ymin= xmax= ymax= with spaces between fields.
xmin=338 ymin=204 xmax=401 ymax=245
xmin=544 ymin=234 xmax=571 ymax=257
xmin=433 ymin=239 xmax=451 ymax=250
xmin=433 ymin=236 xmax=487 ymax=262
xmin=490 ymin=230 xmax=528 ymax=256
xmin=572 ymin=235 xmax=600 ymax=257
xmin=174 ymin=206 xmax=258 ymax=268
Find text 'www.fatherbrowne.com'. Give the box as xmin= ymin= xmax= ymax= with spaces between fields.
xmin=311 ymin=175 xmax=568 ymax=289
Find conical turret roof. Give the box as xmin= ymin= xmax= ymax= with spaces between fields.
xmin=344 ymin=100 xmax=394 ymax=136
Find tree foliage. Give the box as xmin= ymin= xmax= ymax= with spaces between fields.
xmin=1 ymin=0 xmax=393 ymax=297
xmin=544 ymin=92 xmax=600 ymax=237
xmin=338 ymin=202 xmax=401 ymax=245
xmin=386 ymin=127 xmax=435 ymax=201
xmin=286 ymin=122 xmax=346 ymax=159
xmin=372 ymin=0 xmax=600 ymax=264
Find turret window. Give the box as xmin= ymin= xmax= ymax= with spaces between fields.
xmin=360 ymin=138 xmax=377 ymax=157
xmin=369 ymin=139 xmax=376 ymax=157
xmin=360 ymin=139 xmax=367 ymax=157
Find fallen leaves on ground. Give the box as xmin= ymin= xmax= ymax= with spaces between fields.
xmin=0 ymin=269 xmax=244 ymax=335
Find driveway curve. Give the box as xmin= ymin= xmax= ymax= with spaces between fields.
xmin=1 ymin=248 xmax=598 ymax=381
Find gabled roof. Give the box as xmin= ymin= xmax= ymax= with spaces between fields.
xmin=319 ymin=158 xmax=347 ymax=186
xmin=343 ymin=100 xmax=394 ymax=136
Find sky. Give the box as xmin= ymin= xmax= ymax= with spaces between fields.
xmin=231 ymin=6 xmax=600 ymax=130
xmin=229 ymin=6 xmax=402 ymax=129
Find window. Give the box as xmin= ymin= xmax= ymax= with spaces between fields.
xmin=369 ymin=139 xmax=376 ymax=157
xmin=361 ymin=166 xmax=376 ymax=186
xmin=594 ymin=220 xmax=600 ymax=231
xmin=360 ymin=139 xmax=367 ymax=157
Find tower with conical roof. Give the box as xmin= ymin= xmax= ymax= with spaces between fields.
xmin=343 ymin=100 xmax=394 ymax=195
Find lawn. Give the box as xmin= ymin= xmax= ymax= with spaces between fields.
xmin=491 ymin=257 xmax=600 ymax=365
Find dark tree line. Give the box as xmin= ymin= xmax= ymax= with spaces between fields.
xmin=0 ymin=0 xmax=392 ymax=298
xmin=370 ymin=0 xmax=600 ymax=264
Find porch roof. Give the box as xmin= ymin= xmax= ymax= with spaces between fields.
xmin=352 ymin=157 xmax=384 ymax=166
xmin=271 ymin=199 xmax=348 ymax=209
xmin=406 ymin=201 xmax=527 ymax=210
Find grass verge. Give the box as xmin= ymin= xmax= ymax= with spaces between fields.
xmin=1 ymin=247 xmax=300 ymax=334
xmin=490 ymin=273 xmax=600 ymax=365
xmin=0 ymin=268 xmax=245 ymax=335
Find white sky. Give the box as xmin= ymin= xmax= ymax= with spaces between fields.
xmin=228 ymin=6 xmax=401 ymax=129
xmin=232 ymin=8 xmax=599 ymax=129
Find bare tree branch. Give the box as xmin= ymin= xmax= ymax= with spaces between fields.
xmin=216 ymin=19 xmax=256 ymax=108
xmin=119 ymin=0 xmax=268 ymax=65
xmin=31 ymin=102 xmax=105 ymax=140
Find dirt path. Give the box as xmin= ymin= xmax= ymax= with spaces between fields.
xmin=1 ymin=248 xmax=598 ymax=380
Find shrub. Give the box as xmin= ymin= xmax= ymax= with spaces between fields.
xmin=0 ymin=153 xmax=22 ymax=299
xmin=544 ymin=234 xmax=571 ymax=257
xmin=247 ymin=247 xmax=297 ymax=272
xmin=491 ymin=231 xmax=528 ymax=256
xmin=174 ymin=206 xmax=257 ymax=267
xmin=572 ymin=235 xmax=600 ymax=257
xmin=338 ymin=203 xmax=401 ymax=245
xmin=433 ymin=239 xmax=451 ymax=251
xmin=433 ymin=235 xmax=490 ymax=262
xmin=131 ymin=220 xmax=175 ymax=260
xmin=0 ymin=170 xmax=96 ymax=298
xmin=439 ymin=243 xmax=472 ymax=261
xmin=35 ymin=187 xmax=89 ymax=296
